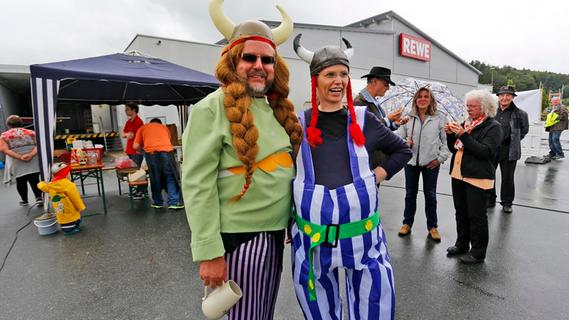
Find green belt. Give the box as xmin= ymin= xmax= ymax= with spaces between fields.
xmin=294 ymin=211 xmax=380 ymax=301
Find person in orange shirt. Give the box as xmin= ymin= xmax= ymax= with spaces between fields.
xmin=133 ymin=118 xmax=182 ymax=209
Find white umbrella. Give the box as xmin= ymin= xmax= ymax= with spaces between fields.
xmin=377 ymin=78 xmax=466 ymax=122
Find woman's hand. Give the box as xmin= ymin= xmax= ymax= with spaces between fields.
xmin=425 ymin=159 xmax=440 ymax=169
xmin=374 ymin=167 xmax=388 ymax=184
xmin=21 ymin=153 xmax=32 ymax=161
xmin=199 ymin=256 xmax=227 ymax=288
xmin=449 ymin=123 xmax=465 ymax=136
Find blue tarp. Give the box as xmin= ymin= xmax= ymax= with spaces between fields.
xmin=30 ymin=52 xmax=219 ymax=105
xmin=29 ymin=52 xmax=220 ymax=184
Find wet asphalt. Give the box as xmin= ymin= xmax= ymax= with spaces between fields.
xmin=1 ymin=156 xmax=568 ymax=320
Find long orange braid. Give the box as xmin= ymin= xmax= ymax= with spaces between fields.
xmin=215 ymin=43 xmax=303 ymax=200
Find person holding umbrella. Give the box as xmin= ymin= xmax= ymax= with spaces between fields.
xmin=445 ymin=89 xmax=502 ymax=264
xmin=397 ymin=87 xmax=450 ymax=241
xmin=355 ymin=66 xmax=408 ymax=130
xmin=355 ymin=66 xmax=409 ymax=169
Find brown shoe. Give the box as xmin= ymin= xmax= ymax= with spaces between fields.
xmin=428 ymin=228 xmax=441 ymax=242
xmin=398 ymin=224 xmax=411 ymax=236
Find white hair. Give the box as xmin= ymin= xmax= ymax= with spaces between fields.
xmin=464 ymin=89 xmax=498 ymax=118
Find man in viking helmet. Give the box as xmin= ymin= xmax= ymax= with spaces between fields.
xmin=181 ymin=1 xmax=302 ymax=318
xmin=291 ymin=34 xmax=411 ymax=319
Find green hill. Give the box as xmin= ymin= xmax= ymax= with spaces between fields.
xmin=471 ymin=60 xmax=568 ymax=108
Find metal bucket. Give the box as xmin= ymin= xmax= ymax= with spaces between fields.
xmin=33 ymin=217 xmax=59 ymax=236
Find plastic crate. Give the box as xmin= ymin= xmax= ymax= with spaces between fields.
xmin=83 ymin=147 xmax=104 ymax=165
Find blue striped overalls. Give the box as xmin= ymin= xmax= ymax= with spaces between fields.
xmin=291 ymin=107 xmax=395 ymax=320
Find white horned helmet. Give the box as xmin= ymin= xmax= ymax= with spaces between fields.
xmin=209 ymin=0 xmax=293 ymax=54
xmin=293 ymin=34 xmax=354 ymax=76
xmin=293 ymin=34 xmax=364 ymax=147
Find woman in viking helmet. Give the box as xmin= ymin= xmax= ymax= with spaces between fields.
xmin=181 ymin=1 xmax=302 ymax=319
xmin=290 ymin=34 xmax=412 ymax=319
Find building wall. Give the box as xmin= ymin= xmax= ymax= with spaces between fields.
xmin=115 ymin=103 xmax=182 ymax=150
xmin=127 ymin=37 xmax=221 ymax=76
xmin=127 ymin=19 xmax=479 ymax=109
xmin=91 ymin=105 xmax=114 ymax=133
xmin=0 ymin=83 xmax=23 ymax=121
xmin=0 ymin=84 xmax=30 ymax=161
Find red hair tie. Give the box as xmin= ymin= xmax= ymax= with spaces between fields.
xmin=306 ymin=75 xmax=323 ymax=147
xmin=346 ymin=78 xmax=365 ymax=146
xmin=222 ymin=36 xmax=276 ymax=55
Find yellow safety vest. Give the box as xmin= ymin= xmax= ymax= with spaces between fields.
xmin=545 ymin=112 xmax=559 ymax=128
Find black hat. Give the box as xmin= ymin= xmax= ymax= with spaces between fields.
xmin=361 ymin=66 xmax=396 ymax=86
xmin=496 ymin=85 xmax=517 ymax=97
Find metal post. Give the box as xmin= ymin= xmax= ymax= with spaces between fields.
xmin=490 ymin=68 xmax=495 ymax=91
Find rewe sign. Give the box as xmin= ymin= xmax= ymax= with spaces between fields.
xmin=399 ymin=33 xmax=432 ymax=62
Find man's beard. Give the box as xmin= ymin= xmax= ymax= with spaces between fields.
xmin=248 ymin=83 xmax=272 ymax=96
xmin=245 ymin=71 xmax=274 ymax=97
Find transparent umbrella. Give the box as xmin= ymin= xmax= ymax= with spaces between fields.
xmin=377 ymin=78 xmax=467 ymax=122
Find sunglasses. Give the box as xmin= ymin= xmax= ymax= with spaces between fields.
xmin=241 ymin=53 xmax=275 ymax=65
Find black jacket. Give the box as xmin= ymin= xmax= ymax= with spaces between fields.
xmin=447 ymin=118 xmax=503 ymax=179
xmin=354 ymin=91 xmax=390 ymax=168
xmin=498 ymin=102 xmax=529 ymax=160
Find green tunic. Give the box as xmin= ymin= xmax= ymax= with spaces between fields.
xmin=182 ymin=88 xmax=294 ymax=261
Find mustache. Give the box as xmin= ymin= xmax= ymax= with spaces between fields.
xmin=248 ymin=70 xmax=267 ymax=78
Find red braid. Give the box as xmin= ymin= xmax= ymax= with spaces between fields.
xmin=306 ymin=75 xmax=323 ymax=147
xmin=346 ymin=78 xmax=366 ymax=146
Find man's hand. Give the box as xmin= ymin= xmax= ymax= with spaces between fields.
xmin=126 ymin=132 xmax=134 ymax=139
xmin=373 ymin=167 xmax=388 ymax=183
xmin=395 ymin=115 xmax=410 ymax=126
xmin=387 ymin=108 xmax=404 ymax=122
xmin=425 ymin=159 xmax=440 ymax=169
xmin=199 ymin=256 xmax=227 ymax=288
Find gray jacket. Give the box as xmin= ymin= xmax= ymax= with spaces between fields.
xmin=397 ymin=111 xmax=451 ymax=166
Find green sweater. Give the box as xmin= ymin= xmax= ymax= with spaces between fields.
xmin=182 ymin=88 xmax=294 ymax=261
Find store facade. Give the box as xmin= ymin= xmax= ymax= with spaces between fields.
xmin=125 ymin=10 xmax=480 ymax=108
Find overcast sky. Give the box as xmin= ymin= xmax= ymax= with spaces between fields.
xmin=2 ymin=0 xmax=568 ymax=74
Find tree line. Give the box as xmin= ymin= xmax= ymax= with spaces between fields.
xmin=471 ymin=60 xmax=568 ymax=110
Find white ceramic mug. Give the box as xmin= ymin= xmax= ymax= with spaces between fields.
xmin=201 ymin=280 xmax=242 ymax=320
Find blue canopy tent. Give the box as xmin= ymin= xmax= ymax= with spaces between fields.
xmin=30 ymin=52 xmax=219 ymax=182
